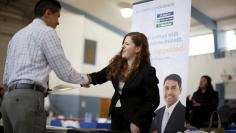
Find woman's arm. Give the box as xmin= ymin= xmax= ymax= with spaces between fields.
xmin=89 ymin=67 xmax=109 ymax=85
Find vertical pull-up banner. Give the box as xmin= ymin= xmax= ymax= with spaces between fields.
xmin=132 ymin=0 xmax=191 ymax=131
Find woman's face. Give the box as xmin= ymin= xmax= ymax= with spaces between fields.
xmin=199 ymin=77 xmax=208 ymax=89
xmin=121 ymin=36 xmax=140 ymax=60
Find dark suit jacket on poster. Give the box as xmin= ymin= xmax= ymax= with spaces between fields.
xmin=150 ymin=101 xmax=186 ymax=133
xmin=89 ymin=64 xmax=160 ymax=130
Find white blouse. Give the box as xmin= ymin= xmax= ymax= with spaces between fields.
xmin=115 ymin=81 xmax=125 ymax=107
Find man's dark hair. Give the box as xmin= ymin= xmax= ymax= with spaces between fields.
xmin=164 ymin=74 xmax=182 ymax=88
xmin=34 ymin=0 xmax=61 ymax=17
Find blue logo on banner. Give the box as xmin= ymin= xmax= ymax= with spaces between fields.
xmin=156 ymin=11 xmax=174 ymax=28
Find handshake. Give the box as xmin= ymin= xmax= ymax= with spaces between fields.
xmin=81 ymin=74 xmax=92 ymax=88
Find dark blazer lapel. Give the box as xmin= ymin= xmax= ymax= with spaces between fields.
xmin=121 ymin=70 xmax=139 ymax=92
xmin=158 ymin=107 xmax=165 ymax=131
xmin=113 ymin=79 xmax=119 ymax=91
xmin=164 ymin=102 xmax=181 ymax=132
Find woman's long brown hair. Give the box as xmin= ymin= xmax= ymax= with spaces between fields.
xmin=106 ymin=32 xmax=151 ymax=81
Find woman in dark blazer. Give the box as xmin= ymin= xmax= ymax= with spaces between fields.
xmin=84 ymin=32 xmax=160 ymax=133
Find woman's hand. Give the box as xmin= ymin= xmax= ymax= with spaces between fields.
xmin=192 ymin=99 xmax=200 ymax=107
xmin=152 ymin=130 xmax=158 ymax=133
xmin=130 ymin=122 xmax=140 ymax=133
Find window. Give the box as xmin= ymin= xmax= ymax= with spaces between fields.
xmin=84 ymin=39 xmax=97 ymax=65
xmin=225 ymin=30 xmax=236 ymax=51
xmin=189 ymin=30 xmax=236 ymax=56
xmin=189 ymin=34 xmax=214 ymax=56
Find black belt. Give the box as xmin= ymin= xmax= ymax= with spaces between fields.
xmin=8 ymin=83 xmax=46 ymax=94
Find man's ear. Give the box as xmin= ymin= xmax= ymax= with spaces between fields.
xmin=44 ymin=9 xmax=52 ymax=17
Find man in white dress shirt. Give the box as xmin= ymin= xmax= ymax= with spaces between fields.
xmin=2 ymin=0 xmax=89 ymax=133
xmin=150 ymin=74 xmax=186 ymax=133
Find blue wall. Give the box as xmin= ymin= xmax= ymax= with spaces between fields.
xmin=49 ymin=94 xmax=100 ymax=119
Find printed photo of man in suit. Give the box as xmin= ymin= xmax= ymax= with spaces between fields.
xmin=150 ymin=74 xmax=185 ymax=133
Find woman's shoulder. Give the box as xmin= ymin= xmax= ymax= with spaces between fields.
xmin=138 ymin=64 xmax=157 ymax=76
xmin=140 ymin=64 xmax=156 ymax=70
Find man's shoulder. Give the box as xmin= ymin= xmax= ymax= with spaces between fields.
xmin=154 ymin=106 xmax=165 ymax=114
xmin=27 ymin=19 xmax=55 ymax=35
xmin=15 ymin=22 xmax=52 ymax=37
xmin=177 ymin=101 xmax=185 ymax=108
xmin=34 ymin=24 xmax=54 ymax=34
xmin=177 ymin=101 xmax=186 ymax=112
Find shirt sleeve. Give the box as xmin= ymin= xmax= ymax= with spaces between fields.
xmin=40 ymin=29 xmax=88 ymax=84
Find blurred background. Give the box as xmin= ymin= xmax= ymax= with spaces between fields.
xmin=0 ymin=0 xmax=236 ymax=129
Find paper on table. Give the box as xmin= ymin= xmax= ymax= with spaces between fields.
xmin=49 ymin=84 xmax=78 ymax=93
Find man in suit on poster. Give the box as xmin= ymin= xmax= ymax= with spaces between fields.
xmin=150 ymin=74 xmax=186 ymax=133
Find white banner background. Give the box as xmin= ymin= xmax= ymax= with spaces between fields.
xmin=132 ymin=0 xmax=191 ymax=108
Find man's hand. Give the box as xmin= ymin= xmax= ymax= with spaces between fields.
xmin=130 ymin=123 xmax=140 ymax=133
xmin=0 ymin=84 xmax=6 ymax=96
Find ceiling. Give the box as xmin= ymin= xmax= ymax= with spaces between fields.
xmin=63 ymin=0 xmax=133 ymax=34
xmin=1 ymin=0 xmax=236 ymax=36
xmin=64 ymin=0 xmax=236 ymax=35
xmin=63 ymin=0 xmax=236 ymax=36
xmin=192 ymin=0 xmax=236 ymax=21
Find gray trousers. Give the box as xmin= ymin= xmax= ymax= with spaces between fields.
xmin=1 ymin=89 xmax=46 ymax=133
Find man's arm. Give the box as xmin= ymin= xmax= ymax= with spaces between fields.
xmin=41 ymin=30 xmax=89 ymax=84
